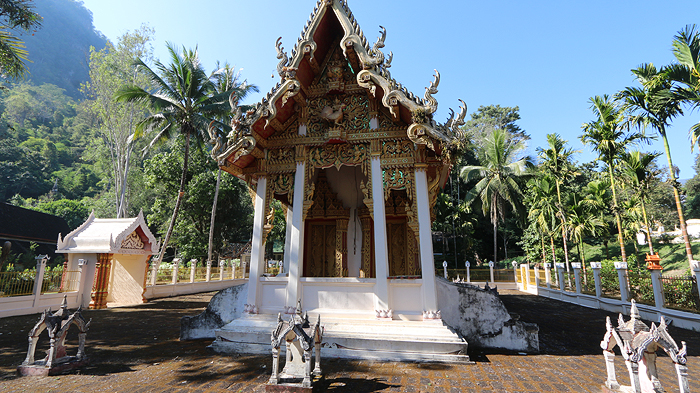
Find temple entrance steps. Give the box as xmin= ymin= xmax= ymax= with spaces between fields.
xmin=211 ymin=314 xmax=472 ymax=363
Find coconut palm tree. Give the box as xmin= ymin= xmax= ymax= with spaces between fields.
xmin=620 ymin=150 xmax=661 ymax=255
xmin=617 ymin=65 xmax=693 ymax=266
xmin=206 ymin=62 xmax=257 ymax=264
xmin=116 ymin=43 xmax=234 ymax=265
xmin=526 ymin=176 xmax=559 ymax=266
xmin=537 ymin=133 xmax=579 ymax=274
xmin=581 ymin=95 xmax=646 ymax=264
xmin=667 ymin=25 xmax=700 ymax=141
xmin=461 ymin=128 xmax=533 ymax=264
xmin=566 ymin=193 xmax=605 ymax=283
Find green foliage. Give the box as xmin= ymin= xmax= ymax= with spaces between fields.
xmin=144 ymin=140 xmax=253 ymax=260
xmin=11 ymin=196 xmax=89 ymax=229
xmin=0 ymin=0 xmax=42 ymax=80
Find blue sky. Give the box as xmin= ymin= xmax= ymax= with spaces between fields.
xmin=81 ymin=0 xmax=700 ymax=178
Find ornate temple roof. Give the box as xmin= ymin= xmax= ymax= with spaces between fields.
xmin=213 ymin=0 xmax=466 ymax=181
xmin=56 ymin=210 xmax=158 ymax=255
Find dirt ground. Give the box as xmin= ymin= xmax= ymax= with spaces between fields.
xmin=0 ymin=290 xmax=697 ymax=392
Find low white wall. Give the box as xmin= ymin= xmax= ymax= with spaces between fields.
xmin=143 ymin=279 xmax=247 ymax=300
xmin=535 ymin=285 xmax=700 ymax=332
xmin=0 ymin=291 xmax=81 ymax=318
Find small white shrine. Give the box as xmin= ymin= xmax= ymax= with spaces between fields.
xmin=56 ymin=211 xmax=158 ymax=309
xmin=209 ymin=0 xmax=470 ymax=361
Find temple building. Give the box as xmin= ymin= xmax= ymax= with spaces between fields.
xmin=211 ymin=0 xmax=468 ymax=360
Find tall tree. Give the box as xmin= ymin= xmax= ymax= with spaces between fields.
xmin=83 ymin=26 xmax=154 ymax=218
xmin=525 ymin=175 xmax=559 ymax=266
xmin=620 ymin=150 xmax=661 ymax=255
xmin=461 ymin=105 xmax=529 ymax=163
xmin=618 ymin=65 xmax=693 ymax=266
xmin=537 ymin=133 xmax=578 ymax=273
xmin=206 ymin=62 xmax=257 ymax=263
xmin=581 ymin=95 xmax=645 ymax=264
xmin=667 ymin=25 xmax=700 ymax=141
xmin=116 ymin=43 xmax=233 ymax=264
xmin=461 ymin=128 xmax=532 ymax=264
xmin=0 ymin=0 xmax=41 ymax=80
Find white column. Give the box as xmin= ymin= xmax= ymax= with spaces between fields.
xmin=544 ymin=263 xmax=551 ymax=289
xmin=591 ymin=262 xmax=602 ymax=298
xmin=32 ymin=256 xmax=48 ymax=307
xmin=372 ymin=156 xmax=390 ymax=310
xmin=534 ymin=266 xmax=540 ymax=288
xmin=282 ymin=206 xmax=293 ymax=275
xmin=286 ymin=162 xmax=305 ymax=308
xmin=77 ymin=258 xmax=88 ymax=308
xmin=466 ymin=261 xmax=471 ymax=283
xmin=650 ymin=269 xmax=665 ymax=309
xmin=247 ymin=176 xmax=268 ymax=308
xmin=489 ymin=261 xmax=495 ymax=283
xmin=415 ymin=167 xmax=438 ymax=312
xmin=190 ymin=259 xmax=196 ymax=283
xmin=572 ymin=263 xmax=582 ymax=293
xmin=556 ymin=262 xmax=566 ymax=291
xmin=171 ymin=258 xmax=180 ymax=284
xmin=614 ymin=262 xmax=629 ymax=303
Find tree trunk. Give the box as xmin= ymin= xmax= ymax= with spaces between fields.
xmin=208 ymin=168 xmax=221 ymax=263
xmin=641 ymin=198 xmax=654 ymax=255
xmin=660 ymin=132 xmax=694 ymax=268
xmin=155 ymin=131 xmax=191 ymax=265
xmin=608 ymin=162 xmax=627 ymax=263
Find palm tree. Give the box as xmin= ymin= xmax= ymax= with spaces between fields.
xmin=581 ymin=95 xmax=645 ymax=264
xmin=116 ymin=43 xmax=234 ymax=265
xmin=207 ymin=62 xmax=257 ymax=264
xmin=567 ymin=193 xmax=605 ymax=283
xmin=582 ymin=179 xmax=614 ymax=259
xmin=667 ymin=25 xmax=700 ymax=141
xmin=618 ymin=65 xmax=693 ymax=266
xmin=620 ymin=150 xmax=661 ymax=255
xmin=537 ymin=133 xmax=578 ymax=274
xmin=461 ymin=128 xmax=532 ymax=264
xmin=526 ymin=176 xmax=559 ymax=267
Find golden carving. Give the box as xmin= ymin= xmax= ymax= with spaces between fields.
xmin=308 ymin=143 xmax=369 ymax=174
xmin=307 ymin=94 xmax=370 ymax=136
xmin=359 ymin=212 xmax=374 ymax=278
xmin=335 ymin=219 xmax=349 ymax=278
xmin=306 ymin=222 xmax=337 ymax=277
xmin=121 ymin=231 xmax=144 ymax=250
xmin=307 ymin=172 xmax=349 ymax=219
xmin=271 ymin=173 xmax=294 ymax=201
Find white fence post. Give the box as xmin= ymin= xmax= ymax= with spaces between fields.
xmin=489 ymin=261 xmax=495 ymax=283
xmin=544 ymin=263 xmax=551 ymax=289
xmin=77 ymin=258 xmax=88 ymax=307
xmin=219 ymin=258 xmax=224 ymax=281
xmin=614 ymin=262 xmax=629 ymax=303
xmin=190 ymin=259 xmax=197 ymax=283
xmin=572 ymin=263 xmax=582 ymax=293
xmin=534 ymin=265 xmax=541 ymax=287
xmin=32 ymin=255 xmax=48 ymax=307
xmin=556 ymin=263 xmax=566 ymax=291
xmin=150 ymin=261 xmax=157 ymax=286
xmin=650 ymin=269 xmax=665 ymax=309
xmin=512 ymin=261 xmax=518 ymax=284
xmin=590 ymin=262 xmax=602 ymax=298
xmin=206 ymin=260 xmax=212 ymax=282
xmin=172 ymin=258 xmax=181 ymax=285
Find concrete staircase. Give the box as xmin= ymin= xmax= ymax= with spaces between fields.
xmin=211 ymin=314 xmax=471 ymax=363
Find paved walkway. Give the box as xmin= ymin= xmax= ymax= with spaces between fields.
xmin=0 ymin=290 xmax=697 ymax=392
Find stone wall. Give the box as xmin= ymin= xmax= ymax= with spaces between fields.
xmin=436 ymin=278 xmax=539 ymax=353
xmin=180 ymin=283 xmax=248 ymax=340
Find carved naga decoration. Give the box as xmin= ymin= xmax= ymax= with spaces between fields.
xmin=275 ymin=37 xmax=296 ymax=80
xmin=444 ymin=99 xmax=467 ymax=139
xmin=364 ymin=26 xmax=386 ymax=70
xmin=208 ymin=121 xmax=222 ymax=159
xmin=424 ymin=70 xmax=440 ymax=114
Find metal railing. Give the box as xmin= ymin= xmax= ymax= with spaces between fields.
xmin=661 ymin=274 xmax=699 ymax=313
xmin=0 ymin=271 xmax=36 ymax=297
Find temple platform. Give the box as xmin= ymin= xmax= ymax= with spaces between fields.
xmin=211 ymin=314 xmax=471 ymax=363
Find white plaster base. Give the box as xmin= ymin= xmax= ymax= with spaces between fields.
xmin=211 ymin=313 xmax=470 ymax=363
